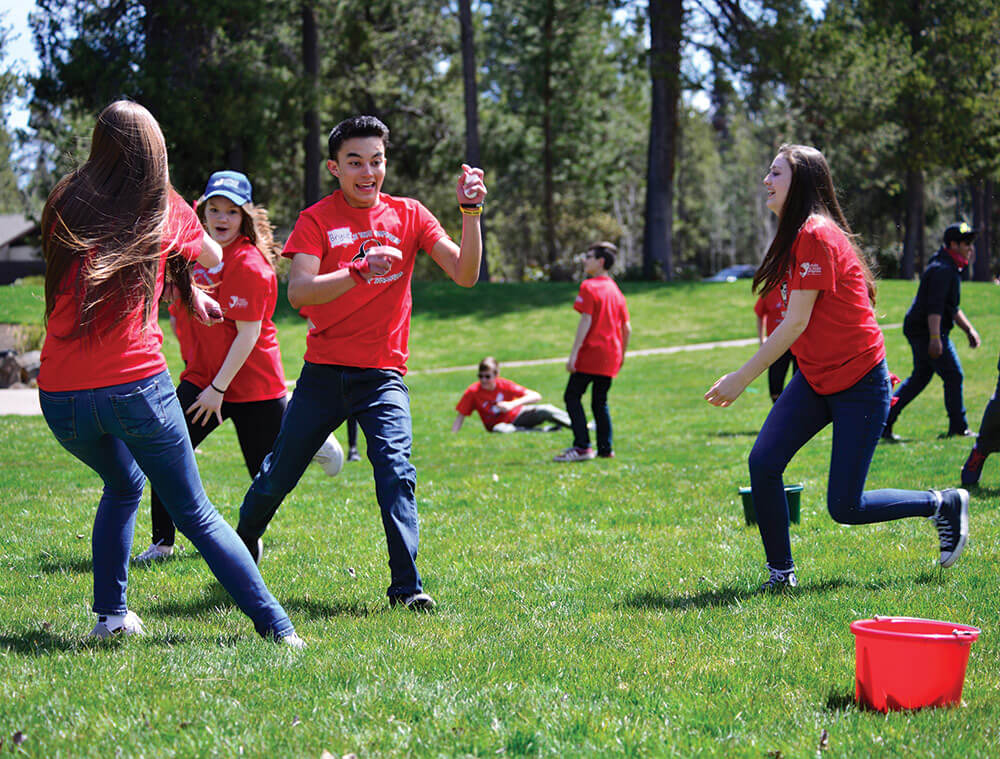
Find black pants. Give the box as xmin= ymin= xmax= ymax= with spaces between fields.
xmin=768 ymin=350 xmax=797 ymax=402
xmin=974 ymin=362 xmax=1000 ymax=455
xmin=564 ymin=372 xmax=613 ymax=454
xmin=347 ymin=415 xmax=358 ymax=448
xmin=149 ymin=380 xmax=287 ymax=546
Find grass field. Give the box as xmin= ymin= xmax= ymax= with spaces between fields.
xmin=1 ymin=278 xmax=999 ymax=757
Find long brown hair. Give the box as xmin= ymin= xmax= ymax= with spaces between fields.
xmin=752 ymin=144 xmax=876 ymax=304
xmin=43 ymin=100 xmax=176 ymax=336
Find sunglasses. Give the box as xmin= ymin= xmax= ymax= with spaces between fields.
xmin=478 ymin=373 xmax=495 ymax=379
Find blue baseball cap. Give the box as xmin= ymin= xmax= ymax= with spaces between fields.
xmin=203 ymin=170 xmax=252 ymax=206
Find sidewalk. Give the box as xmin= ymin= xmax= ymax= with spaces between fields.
xmin=0 ymin=325 xmax=901 ymax=416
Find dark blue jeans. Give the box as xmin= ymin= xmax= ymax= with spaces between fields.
xmin=39 ymin=370 xmax=294 ymax=637
xmin=888 ymin=329 xmax=967 ymax=433
xmin=238 ymin=362 xmax=422 ymax=597
xmin=749 ymin=361 xmax=936 ymax=571
xmin=564 ymin=372 xmax=613 ymax=454
xmin=973 ymin=355 xmax=1000 ymax=454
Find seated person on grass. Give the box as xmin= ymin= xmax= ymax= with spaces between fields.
xmin=452 ymin=357 xmax=571 ymax=433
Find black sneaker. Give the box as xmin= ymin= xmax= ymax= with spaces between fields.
xmin=932 ymin=489 xmax=970 ymax=568
xmin=961 ymin=448 xmax=988 ymax=488
xmin=880 ymin=425 xmax=901 ymax=443
xmin=238 ymin=531 xmax=263 ymax=566
xmin=389 ymin=592 xmax=436 ymax=611
xmin=759 ymin=564 xmax=798 ymax=592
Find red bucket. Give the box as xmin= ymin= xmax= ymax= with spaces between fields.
xmin=851 ymin=616 xmax=980 ymax=711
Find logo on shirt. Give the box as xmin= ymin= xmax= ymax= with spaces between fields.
xmin=780 ymin=281 xmax=788 ymax=305
xmin=228 ymin=295 xmax=248 ymax=309
xmin=800 ymin=262 xmax=823 ymax=278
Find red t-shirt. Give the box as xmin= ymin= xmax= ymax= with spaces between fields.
xmin=573 ymin=276 xmax=630 ymax=377
xmin=456 ymin=376 xmax=528 ymax=430
xmin=39 ymin=191 xmax=203 ymax=391
xmin=754 ymin=287 xmax=787 ymax=336
xmin=170 ymin=236 xmax=286 ymax=403
xmin=782 ymin=216 xmax=885 ymax=394
xmin=282 ymin=190 xmax=449 ymax=373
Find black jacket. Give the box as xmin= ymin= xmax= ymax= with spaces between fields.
xmin=903 ymin=246 xmax=962 ymax=337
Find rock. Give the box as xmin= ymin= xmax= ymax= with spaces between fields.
xmin=0 ymin=351 xmax=20 ymax=388
xmin=16 ymin=350 xmax=40 ymax=382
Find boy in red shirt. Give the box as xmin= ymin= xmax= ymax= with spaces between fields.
xmin=554 ymin=242 xmax=631 ymax=462
xmin=452 ymin=356 xmax=571 ymax=433
xmin=237 ymin=115 xmax=486 ymax=610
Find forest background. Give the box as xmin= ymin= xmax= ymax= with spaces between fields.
xmin=1 ymin=0 xmax=999 ymax=284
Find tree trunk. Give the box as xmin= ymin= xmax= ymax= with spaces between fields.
xmin=642 ymin=0 xmax=682 ymax=280
xmin=541 ymin=0 xmax=557 ymax=269
xmin=901 ymin=167 xmax=924 ymax=278
xmin=972 ymin=179 xmax=991 ymax=282
xmin=302 ymin=2 xmax=321 ymax=208
xmin=458 ymin=0 xmax=489 ymax=282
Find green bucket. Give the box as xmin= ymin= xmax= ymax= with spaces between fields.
xmin=738 ymin=483 xmax=803 ymax=526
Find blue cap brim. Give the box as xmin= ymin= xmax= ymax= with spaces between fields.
xmin=204 ymin=190 xmax=250 ymax=206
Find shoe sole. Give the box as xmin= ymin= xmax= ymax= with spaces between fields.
xmin=940 ymin=489 xmax=970 ymax=568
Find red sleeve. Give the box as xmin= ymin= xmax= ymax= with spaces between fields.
xmin=219 ymin=251 xmax=274 ymax=322
xmin=573 ymin=282 xmax=594 ymax=315
xmin=415 ymin=201 xmax=449 ymax=252
xmin=789 ymin=222 xmax=837 ymax=293
xmin=456 ymin=385 xmax=477 ymax=415
xmin=753 ymin=297 xmax=766 ymax=318
xmin=163 ymin=191 xmax=204 ymax=262
xmin=496 ymin=377 xmax=527 ymax=397
xmin=282 ymin=211 xmax=326 ymax=261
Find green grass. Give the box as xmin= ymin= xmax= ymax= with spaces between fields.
xmin=1 ymin=279 xmax=999 ymax=757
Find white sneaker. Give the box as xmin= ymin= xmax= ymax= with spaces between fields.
xmin=133 ymin=541 xmax=173 ymax=562
xmin=279 ymin=632 xmax=306 ymax=649
xmin=492 ymin=422 xmax=517 ymax=433
xmin=89 ymin=610 xmax=145 ymax=639
xmin=312 ymin=433 xmax=344 ymax=477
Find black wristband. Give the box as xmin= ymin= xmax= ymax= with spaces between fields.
xmin=460 ymin=202 xmax=483 ymax=209
xmin=210 ymin=382 xmax=226 ymax=393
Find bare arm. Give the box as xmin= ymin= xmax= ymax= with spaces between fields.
xmin=451 ymin=412 xmax=466 ymax=432
xmin=757 ymin=314 xmax=766 ymax=344
xmin=187 ymin=319 xmax=262 ymax=426
xmin=197 ymin=231 xmax=222 ymax=268
xmin=705 ymin=289 xmax=817 ymax=407
xmin=566 ymin=313 xmax=593 ymax=372
xmin=953 ymin=309 xmax=981 ymax=349
xmin=927 ymin=313 xmax=943 ymax=358
xmin=621 ymin=320 xmax=632 ymax=359
xmin=495 ymin=388 xmax=542 ymax=412
xmin=427 ymin=164 xmax=487 ymax=287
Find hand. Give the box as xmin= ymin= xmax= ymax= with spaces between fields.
xmin=928 ymin=336 xmax=943 ymax=359
xmin=191 ymin=288 xmax=223 ymax=325
xmin=705 ymin=372 xmax=749 ymax=407
xmin=967 ymin=328 xmax=981 ymax=349
xmin=566 ymin=358 xmax=576 ymax=373
xmin=187 ymin=385 xmax=224 ymax=427
xmin=360 ymin=246 xmax=403 ymax=280
xmin=495 ymin=400 xmax=516 ymax=412
xmin=456 ymin=163 xmax=487 ymax=205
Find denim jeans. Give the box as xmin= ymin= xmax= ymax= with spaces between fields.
xmin=39 ymin=370 xmax=294 ymax=638
xmin=888 ymin=329 xmax=967 ymax=433
xmin=564 ymin=372 xmax=613 ymax=454
xmin=238 ymin=362 xmax=422 ymax=597
xmin=749 ymin=361 xmax=937 ymax=570
xmin=973 ymin=358 xmax=1000 ymax=455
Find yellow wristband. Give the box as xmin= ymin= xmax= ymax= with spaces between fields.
xmin=460 ymin=205 xmax=483 ymax=216
xmin=929 ymin=334 xmax=940 ymax=339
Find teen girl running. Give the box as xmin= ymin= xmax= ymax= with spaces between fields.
xmin=134 ymin=171 xmax=342 ymax=563
xmin=37 ymin=101 xmax=302 ymax=644
xmin=705 ymin=144 xmax=969 ymax=590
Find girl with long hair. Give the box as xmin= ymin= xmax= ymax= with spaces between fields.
xmin=37 ymin=101 xmax=302 ymax=645
xmin=705 ymin=144 xmax=969 ymax=590
xmin=135 ymin=171 xmax=343 ymax=563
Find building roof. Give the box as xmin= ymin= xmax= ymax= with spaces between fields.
xmin=0 ymin=215 xmax=40 ymax=248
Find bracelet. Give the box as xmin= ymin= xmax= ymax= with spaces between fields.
xmin=929 ymin=334 xmax=940 ymax=339
xmin=460 ymin=204 xmax=483 ymax=216
xmin=210 ymin=382 xmax=227 ymax=393
xmin=348 ymin=258 xmax=370 ymax=285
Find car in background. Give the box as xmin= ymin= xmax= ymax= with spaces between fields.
xmin=703 ymin=264 xmax=757 ymax=282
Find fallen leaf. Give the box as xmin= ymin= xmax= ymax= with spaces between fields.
xmin=818 ymin=728 xmax=830 ymax=751
xmin=41 ymin=621 xmax=52 ymax=631
xmin=76 ymin=534 xmax=85 ymax=539
xmin=13 ymin=731 xmax=26 ymax=746
xmin=347 ymin=567 xmax=356 ymax=578
xmin=767 ymin=752 xmax=783 ymax=759
xmin=291 ymin=715 xmax=301 ymax=727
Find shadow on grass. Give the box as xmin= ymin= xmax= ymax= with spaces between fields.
xmin=37 ymin=551 xmax=91 ymax=574
xmin=0 ymin=630 xmax=196 ymax=655
xmin=711 ymin=430 xmax=761 ymax=438
xmin=149 ymin=584 xmax=378 ymax=620
xmin=971 ymin=485 xmax=1000 ymax=499
xmin=825 ymin=688 xmax=861 ymax=712
xmin=623 ymin=578 xmax=850 ymax=610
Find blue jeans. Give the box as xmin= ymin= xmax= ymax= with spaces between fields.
xmin=39 ymin=370 xmax=294 ymax=638
xmin=238 ymin=362 xmax=422 ymax=597
xmin=564 ymin=372 xmax=613 ymax=454
xmin=749 ymin=361 xmax=936 ymax=571
xmin=887 ymin=329 xmax=967 ymax=433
